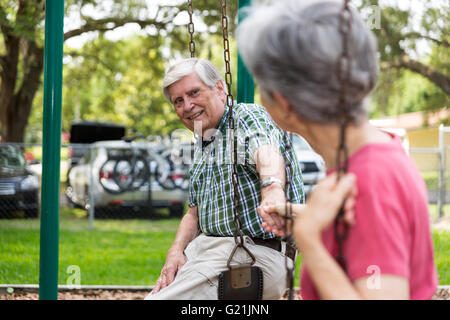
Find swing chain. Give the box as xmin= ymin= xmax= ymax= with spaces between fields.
xmin=334 ymin=0 xmax=352 ymax=273
xmin=220 ymin=0 xmax=241 ymax=245
xmin=187 ymin=0 xmax=195 ymax=57
xmin=283 ymin=131 xmax=296 ymax=300
xmin=220 ymin=0 xmax=248 ymax=254
xmin=220 ymin=0 xmax=235 ymax=130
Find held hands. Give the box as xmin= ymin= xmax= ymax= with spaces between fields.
xmin=260 ymin=172 xmax=357 ymax=238
xmin=151 ymin=248 xmax=186 ymax=295
xmin=257 ymin=183 xmax=287 ymax=235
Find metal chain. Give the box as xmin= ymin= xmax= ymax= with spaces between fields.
xmin=283 ymin=131 xmax=296 ymax=300
xmin=334 ymin=0 xmax=352 ymax=273
xmin=220 ymin=0 xmax=235 ymax=127
xmin=220 ymin=0 xmax=243 ymax=248
xmin=187 ymin=0 xmax=195 ymax=57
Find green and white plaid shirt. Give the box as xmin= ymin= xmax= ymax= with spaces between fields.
xmin=189 ymin=103 xmax=304 ymax=239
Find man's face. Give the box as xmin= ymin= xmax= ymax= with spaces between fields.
xmin=168 ymin=72 xmax=226 ymax=134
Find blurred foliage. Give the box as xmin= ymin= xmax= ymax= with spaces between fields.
xmin=361 ymin=0 xmax=450 ymax=119
xmin=1 ymin=1 xmax=448 ymax=142
xmin=22 ymin=0 xmax=240 ymax=141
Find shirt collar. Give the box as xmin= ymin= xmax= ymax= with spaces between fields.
xmin=200 ymin=105 xmax=231 ymax=149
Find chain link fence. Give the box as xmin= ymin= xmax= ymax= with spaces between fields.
xmin=408 ymin=125 xmax=450 ymax=219
xmin=0 ymin=139 xmax=192 ymax=224
xmin=0 ymin=126 xmax=448 ymax=222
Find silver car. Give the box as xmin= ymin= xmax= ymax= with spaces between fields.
xmin=67 ymin=140 xmax=189 ymax=217
xmin=291 ymin=134 xmax=326 ymax=196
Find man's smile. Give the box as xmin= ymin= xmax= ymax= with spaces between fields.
xmin=187 ymin=110 xmax=204 ymax=120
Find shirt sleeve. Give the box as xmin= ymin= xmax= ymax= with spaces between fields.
xmin=344 ymin=165 xmax=411 ymax=282
xmin=236 ymin=105 xmax=285 ymax=165
xmin=188 ymin=171 xmax=197 ymax=208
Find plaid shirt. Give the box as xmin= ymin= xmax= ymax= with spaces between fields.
xmin=188 ymin=103 xmax=304 ymax=239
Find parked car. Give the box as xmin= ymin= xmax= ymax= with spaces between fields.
xmin=67 ymin=140 xmax=189 ymax=218
xmin=0 ymin=145 xmax=39 ymax=218
xmin=68 ymin=121 xmax=126 ymax=168
xmin=291 ymin=134 xmax=326 ymax=197
xmin=66 ymin=121 xmax=126 ymax=207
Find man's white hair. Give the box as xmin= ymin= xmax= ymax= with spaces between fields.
xmin=163 ymin=58 xmax=226 ymax=102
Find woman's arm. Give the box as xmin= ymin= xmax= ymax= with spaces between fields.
xmin=297 ymin=224 xmax=409 ymax=300
xmin=262 ymin=172 xmax=409 ymax=299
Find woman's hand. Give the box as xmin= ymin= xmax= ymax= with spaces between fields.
xmin=294 ymin=172 xmax=357 ymax=239
xmin=261 ymin=172 xmax=357 ymax=237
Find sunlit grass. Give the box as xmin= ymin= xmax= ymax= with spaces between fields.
xmin=0 ymin=207 xmax=448 ymax=286
xmin=0 ymin=213 xmax=179 ymax=286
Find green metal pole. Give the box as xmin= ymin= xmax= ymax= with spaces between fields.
xmin=237 ymin=0 xmax=254 ymax=103
xmin=39 ymin=0 xmax=64 ymax=300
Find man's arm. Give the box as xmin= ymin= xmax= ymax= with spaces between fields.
xmin=255 ymin=145 xmax=287 ymax=234
xmin=151 ymin=205 xmax=199 ymax=294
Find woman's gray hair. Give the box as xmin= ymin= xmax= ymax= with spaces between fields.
xmin=237 ymin=0 xmax=379 ymax=124
xmin=163 ymin=58 xmax=226 ymax=102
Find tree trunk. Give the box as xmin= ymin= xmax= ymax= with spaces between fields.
xmin=0 ymin=31 xmax=20 ymax=142
xmin=0 ymin=39 xmax=44 ymax=142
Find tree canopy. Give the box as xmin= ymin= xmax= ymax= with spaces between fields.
xmin=0 ymin=0 xmax=448 ymax=143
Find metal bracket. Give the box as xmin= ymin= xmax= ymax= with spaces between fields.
xmin=230 ymin=265 xmax=253 ymax=289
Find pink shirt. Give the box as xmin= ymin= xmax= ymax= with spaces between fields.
xmin=300 ymin=134 xmax=438 ymax=300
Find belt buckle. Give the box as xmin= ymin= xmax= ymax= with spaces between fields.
xmin=281 ymin=241 xmax=287 ymax=255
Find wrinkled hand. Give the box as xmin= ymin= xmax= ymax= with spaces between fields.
xmin=260 ymin=202 xmax=304 ymax=237
xmin=261 ymin=173 xmax=357 ymax=238
xmin=257 ymin=185 xmax=286 ymax=236
xmin=151 ymin=249 xmax=186 ymax=295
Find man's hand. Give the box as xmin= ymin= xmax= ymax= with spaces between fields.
xmin=257 ymin=183 xmax=287 ymax=236
xmin=261 ymin=172 xmax=357 ymax=238
xmin=151 ymin=248 xmax=186 ymax=295
xmin=150 ymin=206 xmax=198 ymax=295
xmin=254 ymin=144 xmax=287 ymax=235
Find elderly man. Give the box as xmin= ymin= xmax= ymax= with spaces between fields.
xmin=145 ymin=58 xmax=304 ymax=300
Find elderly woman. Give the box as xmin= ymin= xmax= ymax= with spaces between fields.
xmin=237 ymin=0 xmax=438 ymax=300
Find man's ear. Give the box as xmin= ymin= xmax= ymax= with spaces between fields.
xmin=215 ymin=80 xmax=227 ymax=103
xmin=215 ymin=80 xmax=225 ymax=93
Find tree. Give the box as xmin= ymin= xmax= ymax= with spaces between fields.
xmin=361 ymin=0 xmax=449 ymax=117
xmin=3 ymin=1 xmax=448 ymax=142
xmin=0 ymin=0 xmax=237 ymax=142
xmin=53 ymin=31 xmax=238 ymax=138
xmin=0 ymin=0 xmax=45 ymax=142
xmin=377 ymin=5 xmax=449 ymax=96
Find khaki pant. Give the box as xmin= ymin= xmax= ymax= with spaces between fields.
xmin=145 ymin=234 xmax=294 ymax=300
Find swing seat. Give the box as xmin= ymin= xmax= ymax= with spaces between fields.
xmin=218 ymin=264 xmax=264 ymax=300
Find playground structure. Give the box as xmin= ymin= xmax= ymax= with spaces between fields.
xmin=38 ymin=0 xmax=255 ymax=300
xmin=34 ymin=0 xmax=449 ymax=301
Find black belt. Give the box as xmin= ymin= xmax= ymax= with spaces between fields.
xmin=251 ymin=238 xmax=297 ymax=261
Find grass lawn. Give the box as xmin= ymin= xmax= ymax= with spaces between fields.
xmin=0 ymin=208 xmax=449 ymax=286
xmin=0 ymin=211 xmax=180 ymax=286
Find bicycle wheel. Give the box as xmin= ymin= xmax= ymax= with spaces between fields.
xmin=113 ymin=156 xmax=150 ymax=193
